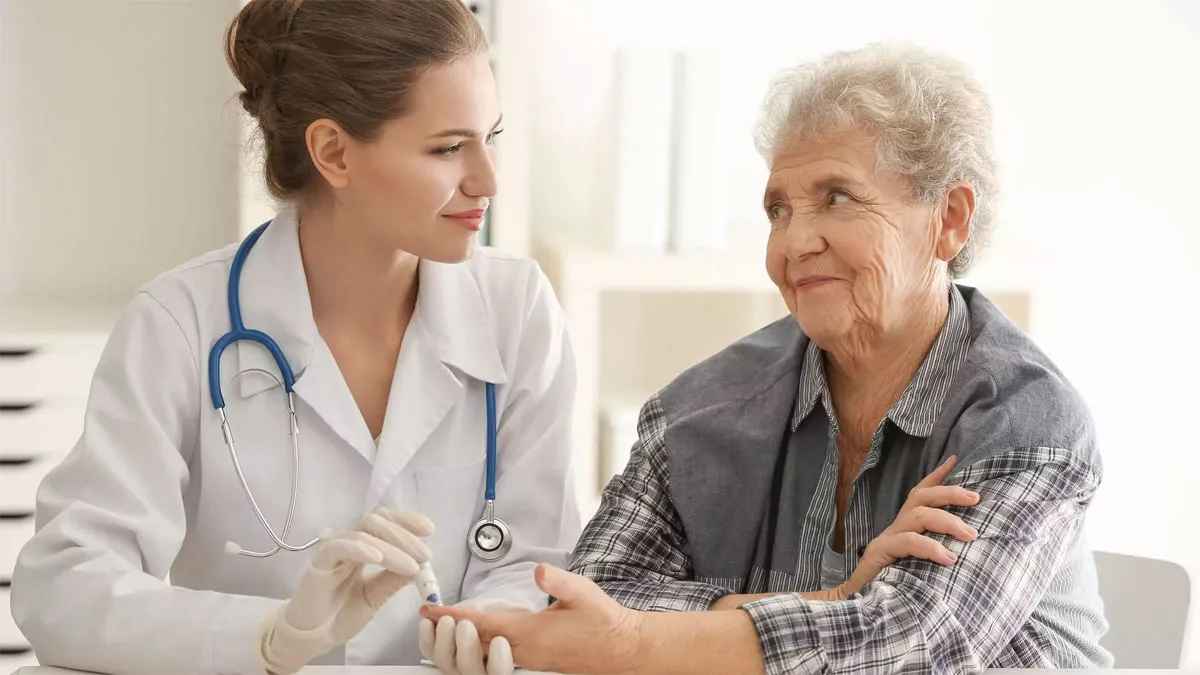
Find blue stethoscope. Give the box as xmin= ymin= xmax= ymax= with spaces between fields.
xmin=209 ymin=221 xmax=512 ymax=562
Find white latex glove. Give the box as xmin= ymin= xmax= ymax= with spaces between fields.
xmin=419 ymin=598 xmax=530 ymax=675
xmin=258 ymin=508 xmax=435 ymax=675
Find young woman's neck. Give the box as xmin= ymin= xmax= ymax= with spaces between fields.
xmin=296 ymin=202 xmax=419 ymax=342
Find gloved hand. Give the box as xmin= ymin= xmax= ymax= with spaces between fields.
xmin=257 ymin=508 xmax=435 ymax=675
xmin=419 ymin=598 xmax=530 ymax=675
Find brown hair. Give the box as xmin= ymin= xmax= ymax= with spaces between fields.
xmin=224 ymin=0 xmax=487 ymax=201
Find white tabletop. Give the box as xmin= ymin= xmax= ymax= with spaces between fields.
xmin=12 ymin=662 xmax=463 ymax=667
xmin=10 ymin=662 xmax=556 ymax=667
xmin=11 ymin=662 xmax=1200 ymax=667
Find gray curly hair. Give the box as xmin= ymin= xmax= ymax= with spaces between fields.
xmin=753 ymin=42 xmax=998 ymax=277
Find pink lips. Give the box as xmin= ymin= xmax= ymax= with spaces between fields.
xmin=444 ymin=209 xmax=486 ymax=231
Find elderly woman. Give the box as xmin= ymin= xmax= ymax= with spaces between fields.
xmin=424 ymin=42 xmax=1110 ymax=674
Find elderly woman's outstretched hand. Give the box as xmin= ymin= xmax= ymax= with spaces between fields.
xmin=420 ymin=563 xmax=643 ymax=675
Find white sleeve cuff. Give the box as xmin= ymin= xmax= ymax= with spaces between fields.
xmin=208 ymin=595 xmax=288 ymax=675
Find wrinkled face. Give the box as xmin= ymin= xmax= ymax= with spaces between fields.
xmin=309 ymin=53 xmax=502 ymax=263
xmin=763 ymin=132 xmax=971 ymax=347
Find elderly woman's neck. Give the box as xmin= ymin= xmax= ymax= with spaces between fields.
xmin=825 ymin=287 xmax=951 ymax=437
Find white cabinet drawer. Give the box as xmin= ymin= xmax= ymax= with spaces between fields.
xmin=0 ymin=588 xmax=30 ymax=651
xmin=0 ymin=344 xmax=103 ymax=402
xmin=0 ymin=456 xmax=61 ymax=514
xmin=0 ymin=516 xmax=35 ymax=580
xmin=0 ymin=403 xmax=84 ymax=456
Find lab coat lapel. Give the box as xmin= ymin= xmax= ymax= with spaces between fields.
xmin=292 ymin=342 xmax=378 ymax=463
xmin=230 ymin=208 xmax=376 ymax=463
xmin=365 ymin=259 xmax=509 ymax=510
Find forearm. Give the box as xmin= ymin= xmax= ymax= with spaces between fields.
xmin=711 ymin=588 xmax=843 ymax=611
xmin=593 ymin=575 xmax=731 ymax=612
xmin=735 ymin=562 xmax=1042 ymax=674
xmin=630 ymin=609 xmax=766 ymax=675
xmin=13 ymin=549 xmax=282 ymax=675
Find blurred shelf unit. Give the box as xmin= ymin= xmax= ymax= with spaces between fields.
xmin=537 ymin=244 xmax=775 ymax=295
xmin=536 ymin=241 xmax=785 ymax=516
xmin=0 ymin=303 xmax=119 ymax=670
xmin=536 ymin=240 xmax=1033 ymax=517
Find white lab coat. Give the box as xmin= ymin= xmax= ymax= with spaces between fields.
xmin=9 ymin=209 xmax=582 ymax=675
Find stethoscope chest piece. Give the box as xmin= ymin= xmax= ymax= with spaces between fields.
xmin=465 ymin=381 xmax=513 ymax=562
xmin=468 ymin=500 xmax=512 ymax=562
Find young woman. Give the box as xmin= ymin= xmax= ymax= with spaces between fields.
xmin=10 ymin=2 xmax=579 ymax=674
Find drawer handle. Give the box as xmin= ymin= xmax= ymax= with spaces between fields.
xmin=0 ymin=577 xmax=9 ymax=588
xmin=0 ymin=645 xmax=33 ymax=656
xmin=0 ymin=456 xmax=35 ymax=467
xmin=0 ymin=347 xmax=37 ymax=358
xmin=0 ymin=403 xmax=37 ymax=413
xmin=0 ymin=511 xmax=34 ymax=521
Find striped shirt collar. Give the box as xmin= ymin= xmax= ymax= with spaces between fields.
xmin=792 ymin=284 xmax=971 ymax=438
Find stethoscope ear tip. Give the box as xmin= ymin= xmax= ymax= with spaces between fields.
xmin=318 ymin=526 xmax=334 ymax=541
xmin=224 ymin=541 xmax=243 ymax=556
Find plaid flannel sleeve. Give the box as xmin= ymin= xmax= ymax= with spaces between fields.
xmin=741 ymin=447 xmax=1101 ymax=675
xmin=566 ymin=394 xmax=731 ymax=612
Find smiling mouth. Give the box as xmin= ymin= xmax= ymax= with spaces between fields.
xmin=443 ymin=210 xmax=486 ymax=231
xmin=794 ymin=276 xmax=837 ymax=290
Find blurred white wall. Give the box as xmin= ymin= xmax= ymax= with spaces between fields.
xmin=521 ymin=0 xmax=1200 ymax=663
xmin=0 ymin=0 xmax=243 ymax=308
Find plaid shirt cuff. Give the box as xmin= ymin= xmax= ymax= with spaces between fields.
xmin=596 ymin=578 xmax=731 ymax=613
xmin=741 ymin=594 xmax=825 ymax=675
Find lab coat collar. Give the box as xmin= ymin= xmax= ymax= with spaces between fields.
xmin=415 ymin=258 xmax=508 ymax=387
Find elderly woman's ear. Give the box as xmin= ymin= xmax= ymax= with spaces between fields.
xmin=937 ymin=181 xmax=976 ymax=266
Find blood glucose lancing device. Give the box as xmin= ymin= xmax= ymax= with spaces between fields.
xmin=415 ymin=561 xmax=442 ymax=605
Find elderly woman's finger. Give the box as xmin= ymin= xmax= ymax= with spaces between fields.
xmin=910 ymin=484 xmax=980 ymax=510
xmin=899 ymin=505 xmax=978 ymax=541
xmin=888 ymin=531 xmax=957 ymax=565
xmin=421 ymin=604 xmax=531 ymax=646
xmin=423 ymin=604 xmax=486 ymax=624
xmin=914 ymin=455 xmax=957 ymax=490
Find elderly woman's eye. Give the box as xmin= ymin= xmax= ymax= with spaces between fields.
xmin=767 ymin=202 xmax=788 ymax=221
xmin=827 ymin=191 xmax=853 ymax=206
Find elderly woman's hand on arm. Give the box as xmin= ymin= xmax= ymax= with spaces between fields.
xmin=712 ymin=456 xmax=979 ymax=610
